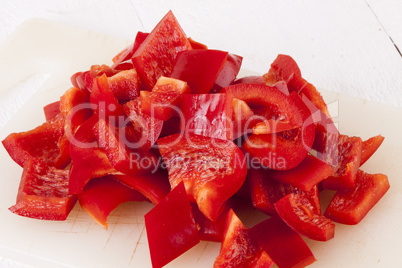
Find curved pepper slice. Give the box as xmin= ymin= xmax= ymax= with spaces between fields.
xmin=9 ymin=158 xmax=76 ymax=221
xmin=214 ymin=209 xmax=273 ymax=268
xmin=158 ymin=133 xmax=247 ymax=221
xmin=360 ymin=135 xmax=385 ymax=166
xmin=78 ymin=175 xmax=149 ymax=229
xmin=249 ymin=216 xmax=316 ymax=268
xmin=145 ymin=181 xmax=199 ymax=268
xmin=132 ymin=10 xmax=192 ymax=90
xmin=275 ymin=193 xmax=335 ymax=241
xmin=2 ymin=114 xmax=70 ymax=169
xmin=324 ymin=170 xmax=390 ymax=225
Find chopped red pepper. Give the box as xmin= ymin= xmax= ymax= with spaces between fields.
xmin=187 ymin=37 xmax=208 ymax=49
xmin=211 ymin=53 xmax=243 ymax=93
xmin=111 ymin=31 xmax=149 ymax=69
xmin=360 ymin=135 xmax=385 ymax=166
xmin=275 ymin=193 xmax=335 ymax=241
xmin=158 ymin=133 xmax=247 ymax=221
xmin=78 ymin=175 xmax=148 ymax=229
xmin=263 ymin=54 xmax=302 ymax=85
xmin=249 ymin=216 xmax=316 ymax=268
xmin=43 ymin=101 xmax=61 ymax=121
xmin=132 ymin=11 xmax=192 ymax=90
xmin=9 ymin=158 xmax=76 ymax=221
xmin=214 ymin=209 xmax=273 ymax=268
xmin=107 ymin=69 xmax=140 ymax=101
xmin=180 ymin=93 xmax=232 ymax=140
xmin=145 ymin=182 xmax=199 ymax=268
xmin=170 ymin=49 xmax=228 ymax=94
xmin=324 ymin=170 xmax=390 ymax=225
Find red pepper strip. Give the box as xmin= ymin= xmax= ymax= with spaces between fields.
xmin=9 ymin=158 xmax=76 ymax=221
xmin=43 ymin=101 xmax=61 ymax=121
xmin=2 ymin=114 xmax=70 ymax=169
xmin=107 ymin=69 xmax=140 ymax=101
xmin=248 ymin=165 xmax=320 ymax=216
xmin=111 ymin=31 xmax=149 ymax=68
xmin=360 ymin=135 xmax=385 ymax=166
xmin=275 ymin=193 xmax=335 ymax=241
xmin=114 ymin=170 xmax=171 ymax=205
xmin=78 ymin=175 xmax=149 ymax=229
xmin=324 ymin=170 xmax=389 ymax=225
xmin=93 ymin=118 xmax=158 ymax=176
xmin=211 ymin=53 xmax=243 ymax=93
xmin=191 ymin=202 xmax=231 ymax=242
xmin=158 ymin=133 xmax=247 ymax=221
xmin=69 ymin=116 xmax=119 ymax=194
xmin=132 ymin=11 xmax=192 ymax=90
xmin=263 ymin=54 xmax=302 ymax=85
xmin=171 ymin=49 xmax=228 ymax=94
xmin=90 ymin=74 xmax=126 ymax=121
xmin=249 ymin=216 xmax=316 ymax=268
xmin=187 ymin=37 xmax=208 ymax=49
xmin=145 ymin=181 xmax=199 ymax=268
xmin=320 ymin=135 xmax=363 ymax=191
xmin=266 ymin=154 xmax=334 ymax=191
xmin=123 ymin=98 xmax=163 ymax=151
xmin=288 ymin=75 xmax=330 ymax=118
xmin=214 ymin=209 xmax=274 ymax=268
xmin=180 ymin=93 xmax=232 ymax=140
xmin=141 ymin=76 xmax=191 ymax=121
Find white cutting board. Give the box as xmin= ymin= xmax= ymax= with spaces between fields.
xmin=0 ymin=20 xmax=401 ymax=268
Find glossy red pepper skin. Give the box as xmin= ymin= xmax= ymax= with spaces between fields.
xmin=2 ymin=114 xmax=70 ymax=169
xmin=111 ymin=31 xmax=149 ymax=69
xmin=9 ymin=158 xmax=76 ymax=221
xmin=324 ymin=170 xmax=390 ymax=225
xmin=180 ymin=93 xmax=232 ymax=140
xmin=158 ymin=133 xmax=247 ymax=221
xmin=360 ymin=135 xmax=385 ymax=166
xmin=132 ymin=11 xmax=192 ymax=90
xmin=145 ymin=182 xmax=199 ymax=268
xmin=275 ymin=193 xmax=335 ymax=241
xmin=78 ymin=175 xmax=148 ymax=229
xmin=187 ymin=37 xmax=208 ymax=49
xmin=214 ymin=209 xmax=273 ymax=268
xmin=249 ymin=216 xmax=316 ymax=268
xmin=248 ymin=165 xmax=321 ymax=216
xmin=211 ymin=53 xmax=243 ymax=92
xmin=171 ymin=49 xmax=228 ymax=94
xmin=265 ymin=154 xmax=334 ymax=191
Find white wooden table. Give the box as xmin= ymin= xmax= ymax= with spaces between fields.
xmin=0 ymin=1 xmax=401 ymax=267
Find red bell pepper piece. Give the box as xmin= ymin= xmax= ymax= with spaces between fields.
xmin=111 ymin=31 xmax=149 ymax=69
xmin=78 ymin=175 xmax=149 ymax=229
xmin=145 ymin=181 xmax=199 ymax=268
xmin=360 ymin=135 xmax=385 ymax=166
xmin=272 ymin=80 xmax=290 ymax=96
xmin=232 ymin=75 xmax=266 ymax=86
xmin=158 ymin=133 xmax=247 ymax=221
xmin=2 ymin=114 xmax=70 ymax=169
xmin=9 ymin=158 xmax=76 ymax=221
xmin=324 ymin=170 xmax=390 ymax=225
xmin=265 ymin=154 xmax=334 ymax=191
xmin=114 ymin=170 xmax=171 ymax=205
xmin=159 ymin=116 xmax=182 ymax=138
xmin=132 ymin=11 xmax=192 ymax=90
xmin=320 ymin=135 xmax=363 ymax=191
xmin=123 ymin=98 xmax=163 ymax=151
xmin=248 ymin=165 xmax=321 ymax=216
xmin=180 ymin=93 xmax=232 ymax=140
xmin=90 ymin=74 xmax=126 ymax=121
xmin=275 ymin=193 xmax=335 ymax=241
xmin=214 ymin=209 xmax=274 ymax=268
xmin=75 ymin=64 xmax=119 ymax=95
xmin=107 ymin=69 xmax=140 ymax=101
xmin=170 ymin=49 xmax=228 ymax=94
xmin=249 ymin=216 xmax=316 ymax=268
xmin=68 ymin=116 xmax=118 ymax=194
xmin=211 ymin=53 xmax=243 ymax=93
xmin=263 ymin=54 xmax=302 ymax=85
xmin=141 ymin=76 xmax=191 ymax=121
xmin=43 ymin=101 xmax=61 ymax=121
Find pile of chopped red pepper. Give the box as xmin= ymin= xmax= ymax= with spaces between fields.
xmin=2 ymin=11 xmax=389 ymax=268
